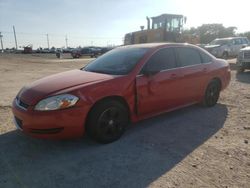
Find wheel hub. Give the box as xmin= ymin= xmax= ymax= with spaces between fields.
xmin=108 ymin=119 xmax=114 ymax=126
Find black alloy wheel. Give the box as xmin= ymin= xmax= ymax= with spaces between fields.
xmin=87 ymin=100 xmax=128 ymax=144
xmin=203 ymin=80 xmax=220 ymax=107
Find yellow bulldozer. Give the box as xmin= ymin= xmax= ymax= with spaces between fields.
xmin=124 ymin=14 xmax=199 ymax=45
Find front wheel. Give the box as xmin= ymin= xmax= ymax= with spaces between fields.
xmin=222 ymin=52 xmax=229 ymax=60
xmin=203 ymin=80 xmax=221 ymax=107
xmin=86 ymin=100 xmax=129 ymax=144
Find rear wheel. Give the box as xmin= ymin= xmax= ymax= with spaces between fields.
xmin=86 ymin=100 xmax=129 ymax=144
xmin=203 ymin=80 xmax=221 ymax=107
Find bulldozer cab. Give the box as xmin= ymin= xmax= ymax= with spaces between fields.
xmin=124 ymin=14 xmax=196 ymax=45
xmin=151 ymin=14 xmax=185 ymax=33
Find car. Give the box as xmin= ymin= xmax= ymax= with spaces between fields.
xmin=12 ymin=43 xmax=231 ymax=143
xmin=237 ymin=46 xmax=250 ymax=72
xmin=71 ymin=47 xmax=98 ymax=58
xmin=204 ymin=37 xmax=249 ymax=59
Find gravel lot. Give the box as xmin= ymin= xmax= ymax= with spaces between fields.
xmin=0 ymin=53 xmax=249 ymax=188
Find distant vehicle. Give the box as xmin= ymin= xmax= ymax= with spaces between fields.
xmin=71 ymin=47 xmax=99 ymax=58
xmin=23 ymin=45 xmax=33 ymax=54
xmin=237 ymin=46 xmax=250 ymax=72
xmin=12 ymin=43 xmax=231 ymax=143
xmin=204 ymin=37 xmax=249 ymax=59
xmin=62 ymin=48 xmax=74 ymax=53
xmin=124 ymin=14 xmax=200 ymax=45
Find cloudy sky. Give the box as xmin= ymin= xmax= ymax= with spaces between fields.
xmin=0 ymin=0 xmax=249 ymax=48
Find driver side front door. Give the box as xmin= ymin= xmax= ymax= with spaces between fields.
xmin=136 ymin=47 xmax=183 ymax=116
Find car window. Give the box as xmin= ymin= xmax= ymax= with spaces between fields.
xmin=176 ymin=47 xmax=202 ymax=67
xmin=242 ymin=38 xmax=249 ymax=44
xmin=200 ymin=51 xmax=212 ymax=63
xmin=234 ymin=39 xmax=242 ymax=45
xmin=143 ymin=48 xmax=176 ymax=72
xmin=84 ymin=48 xmax=148 ymax=75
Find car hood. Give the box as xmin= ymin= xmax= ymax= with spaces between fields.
xmin=18 ymin=69 xmax=114 ymax=105
xmin=204 ymin=44 xmax=221 ymax=49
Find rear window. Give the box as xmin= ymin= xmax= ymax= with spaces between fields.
xmin=176 ymin=47 xmax=202 ymax=67
xmin=200 ymin=51 xmax=212 ymax=63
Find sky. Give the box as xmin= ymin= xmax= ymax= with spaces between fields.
xmin=0 ymin=0 xmax=250 ymax=49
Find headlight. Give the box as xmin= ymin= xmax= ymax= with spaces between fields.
xmin=35 ymin=94 xmax=79 ymax=111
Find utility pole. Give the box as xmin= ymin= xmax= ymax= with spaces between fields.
xmin=0 ymin=32 xmax=3 ymax=53
xmin=13 ymin=26 xmax=18 ymax=50
xmin=65 ymin=35 xmax=68 ymax=48
xmin=46 ymin=34 xmax=50 ymax=49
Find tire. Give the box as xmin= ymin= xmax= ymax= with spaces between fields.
xmin=203 ymin=80 xmax=221 ymax=107
xmin=86 ymin=100 xmax=129 ymax=144
xmin=222 ymin=52 xmax=229 ymax=59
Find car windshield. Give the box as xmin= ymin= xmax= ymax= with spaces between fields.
xmin=209 ymin=39 xmax=230 ymax=46
xmin=83 ymin=48 xmax=149 ymax=75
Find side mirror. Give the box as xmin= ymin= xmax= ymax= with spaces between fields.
xmin=142 ymin=64 xmax=161 ymax=76
xmin=242 ymin=44 xmax=247 ymax=49
xmin=143 ymin=69 xmax=160 ymax=76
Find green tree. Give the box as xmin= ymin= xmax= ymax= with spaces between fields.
xmin=183 ymin=24 xmax=237 ymax=44
xmin=238 ymin=31 xmax=250 ymax=40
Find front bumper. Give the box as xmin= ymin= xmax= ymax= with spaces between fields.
xmin=12 ymin=99 xmax=88 ymax=139
xmin=237 ymin=59 xmax=250 ymax=69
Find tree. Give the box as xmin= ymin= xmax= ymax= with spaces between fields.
xmin=184 ymin=24 xmax=237 ymax=44
xmin=238 ymin=31 xmax=250 ymax=40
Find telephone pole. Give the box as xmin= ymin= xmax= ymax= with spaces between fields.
xmin=65 ymin=35 xmax=68 ymax=48
xmin=0 ymin=32 xmax=3 ymax=53
xmin=46 ymin=34 xmax=50 ymax=49
xmin=13 ymin=26 xmax=18 ymax=50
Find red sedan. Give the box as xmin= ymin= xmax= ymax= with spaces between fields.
xmin=12 ymin=43 xmax=231 ymax=143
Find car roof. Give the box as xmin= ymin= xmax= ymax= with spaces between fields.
xmin=215 ymin=37 xmax=247 ymax=40
xmin=118 ymin=43 xmax=194 ymax=49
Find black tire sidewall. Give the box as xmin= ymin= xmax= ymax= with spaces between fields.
xmin=86 ymin=100 xmax=129 ymax=143
xmin=203 ymin=81 xmax=220 ymax=107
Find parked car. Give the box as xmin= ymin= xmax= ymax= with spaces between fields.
xmin=12 ymin=43 xmax=231 ymax=143
xmin=237 ymin=46 xmax=250 ymax=72
xmin=204 ymin=37 xmax=249 ymax=59
xmin=71 ymin=47 xmax=98 ymax=58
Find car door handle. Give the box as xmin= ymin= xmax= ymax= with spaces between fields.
xmin=203 ymin=68 xmax=208 ymax=72
xmin=169 ymin=73 xmax=178 ymax=79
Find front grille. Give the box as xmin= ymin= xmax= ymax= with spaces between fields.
xmin=244 ymin=51 xmax=250 ymax=59
xmin=16 ymin=98 xmax=29 ymax=110
xmin=14 ymin=116 xmax=23 ymax=129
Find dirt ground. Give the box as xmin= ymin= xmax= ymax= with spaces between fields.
xmin=0 ymin=53 xmax=249 ymax=188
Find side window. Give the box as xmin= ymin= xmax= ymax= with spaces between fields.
xmin=144 ymin=48 xmax=176 ymax=72
xmin=242 ymin=38 xmax=249 ymax=44
xmin=235 ymin=39 xmax=242 ymax=45
xmin=176 ymin=47 xmax=202 ymax=67
xmin=200 ymin=51 xmax=212 ymax=63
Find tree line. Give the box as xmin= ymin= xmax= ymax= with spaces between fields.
xmin=183 ymin=24 xmax=250 ymax=44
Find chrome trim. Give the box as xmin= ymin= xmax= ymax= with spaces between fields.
xmin=15 ymin=98 xmax=28 ymax=111
xmin=137 ymin=46 xmax=213 ymax=77
xmin=136 ymin=62 xmax=212 ymax=78
xmin=13 ymin=117 xmax=23 ymax=130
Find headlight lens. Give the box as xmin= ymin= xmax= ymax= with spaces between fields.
xmin=35 ymin=94 xmax=79 ymax=111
